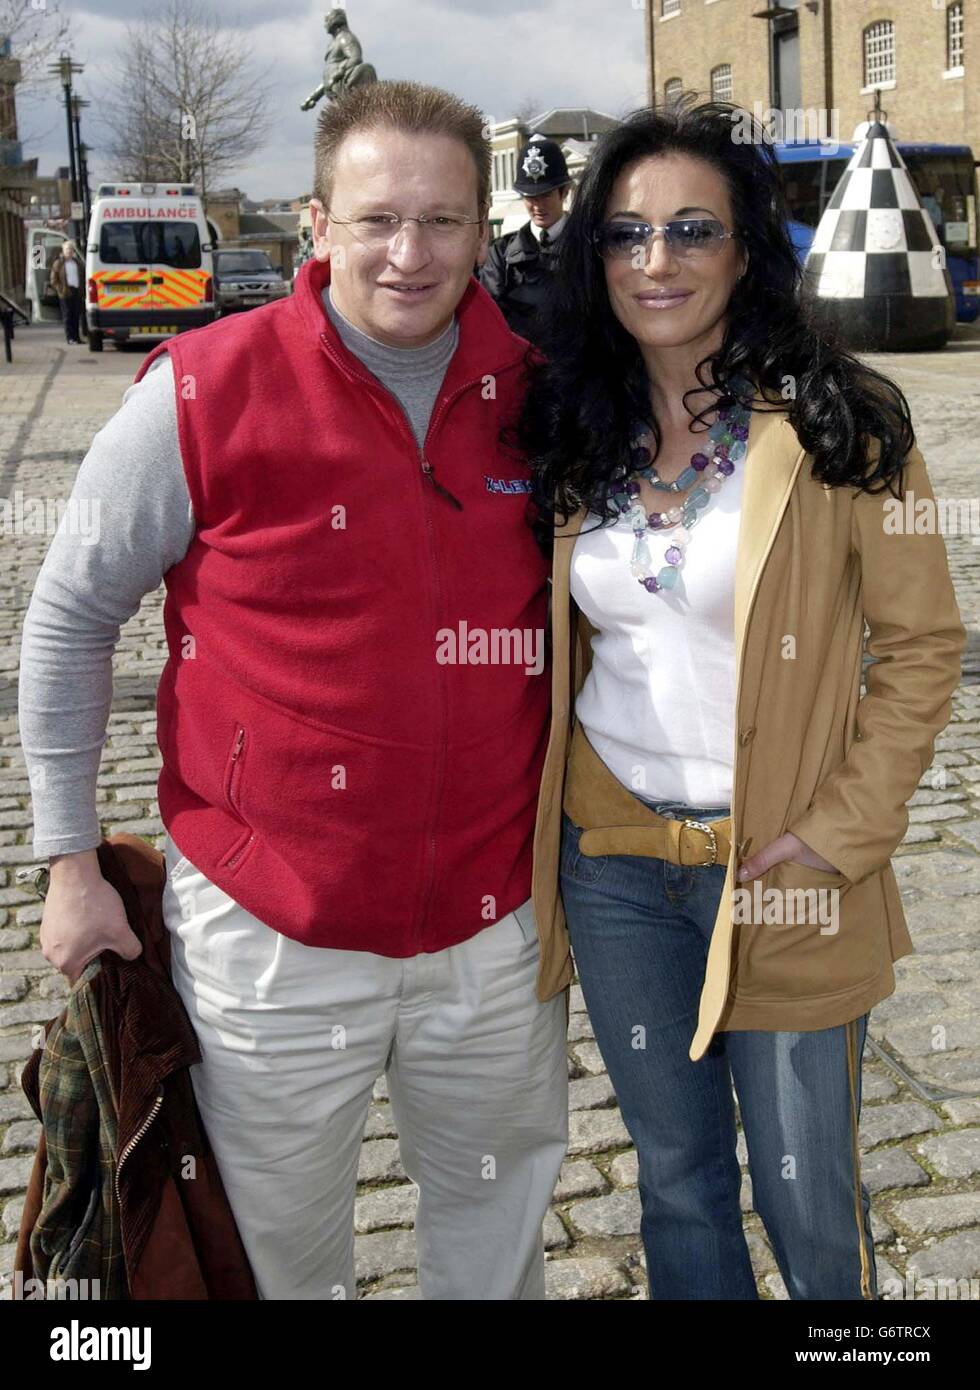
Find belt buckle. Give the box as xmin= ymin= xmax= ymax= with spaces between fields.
xmin=681 ymin=818 xmax=718 ymax=867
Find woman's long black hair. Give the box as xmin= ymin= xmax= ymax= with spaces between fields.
xmin=517 ymin=98 xmax=915 ymax=545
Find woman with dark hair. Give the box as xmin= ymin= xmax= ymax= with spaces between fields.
xmin=522 ymin=100 xmax=965 ymax=1300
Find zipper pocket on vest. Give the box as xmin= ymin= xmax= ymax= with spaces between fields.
xmin=225 ymin=724 xmax=247 ymax=816
xmin=222 ymin=724 xmax=256 ymax=870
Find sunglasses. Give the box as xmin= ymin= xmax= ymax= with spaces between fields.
xmin=594 ymin=217 xmax=739 ymax=260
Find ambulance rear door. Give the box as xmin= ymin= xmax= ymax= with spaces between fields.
xmin=145 ymin=210 xmax=212 ymax=320
xmin=91 ymin=210 xmax=156 ymax=317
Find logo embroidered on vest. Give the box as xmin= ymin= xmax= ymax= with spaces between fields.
xmin=485 ymin=476 xmax=534 ymax=495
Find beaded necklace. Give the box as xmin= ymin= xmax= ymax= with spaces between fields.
xmin=609 ymin=385 xmax=752 ymax=595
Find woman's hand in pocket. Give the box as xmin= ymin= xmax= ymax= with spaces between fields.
xmin=736 ymin=832 xmax=840 ymax=882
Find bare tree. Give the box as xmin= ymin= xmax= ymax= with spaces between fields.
xmin=97 ymin=0 xmax=275 ymax=200
xmin=1 ymin=0 xmax=73 ymax=151
xmin=0 ymin=0 xmax=71 ymax=87
xmin=513 ymin=96 xmax=542 ymax=130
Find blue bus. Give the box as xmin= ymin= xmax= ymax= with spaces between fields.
xmin=774 ymin=141 xmax=979 ymax=322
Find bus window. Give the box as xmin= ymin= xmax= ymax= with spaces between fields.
xmin=901 ymin=152 xmax=977 ymax=252
xmin=777 ymin=157 xmax=848 ymax=227
xmin=777 ymin=161 xmax=823 ymax=228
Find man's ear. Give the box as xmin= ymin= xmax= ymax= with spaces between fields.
xmin=310 ymin=198 xmax=332 ymax=262
xmin=475 ymin=215 xmax=491 ymax=269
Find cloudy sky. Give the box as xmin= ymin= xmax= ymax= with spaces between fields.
xmin=16 ymin=0 xmax=649 ymax=201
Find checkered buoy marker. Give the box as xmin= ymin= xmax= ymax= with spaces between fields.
xmin=803 ymin=122 xmax=955 ymax=351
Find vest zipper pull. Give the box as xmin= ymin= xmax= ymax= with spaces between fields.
xmin=421 ymin=458 xmax=464 ymax=510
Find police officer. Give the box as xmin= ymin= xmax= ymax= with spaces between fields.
xmin=480 ymin=135 xmax=572 ymax=345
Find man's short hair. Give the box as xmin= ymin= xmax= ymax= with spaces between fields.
xmin=313 ymin=79 xmax=491 ymax=218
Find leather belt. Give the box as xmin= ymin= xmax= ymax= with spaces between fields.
xmin=563 ymin=722 xmax=733 ymax=868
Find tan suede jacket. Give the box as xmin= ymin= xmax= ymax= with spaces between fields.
xmin=530 ymin=403 xmax=966 ymax=1060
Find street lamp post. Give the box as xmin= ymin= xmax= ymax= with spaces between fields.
xmin=47 ymin=53 xmax=85 ymax=241
xmin=77 ymin=141 xmax=91 ymax=231
xmin=70 ymin=95 xmax=92 ymax=231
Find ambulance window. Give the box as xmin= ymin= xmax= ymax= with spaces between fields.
xmin=98 ymin=221 xmax=202 ymax=268
xmin=151 ymin=224 xmax=202 ymax=269
xmin=100 ymin=223 xmax=143 ymax=264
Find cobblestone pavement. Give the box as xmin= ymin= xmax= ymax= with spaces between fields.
xmin=2 ymin=321 xmax=980 ymax=1301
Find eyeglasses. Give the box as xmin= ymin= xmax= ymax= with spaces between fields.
xmin=327 ymin=211 xmax=484 ymax=245
xmin=594 ymin=218 xmax=739 ymax=260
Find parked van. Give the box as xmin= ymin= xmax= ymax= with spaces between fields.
xmin=24 ymin=226 xmax=69 ymax=324
xmin=85 ymin=182 xmax=215 ymax=351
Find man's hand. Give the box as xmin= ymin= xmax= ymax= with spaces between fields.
xmin=41 ymin=849 xmax=142 ymax=985
xmin=736 ymin=832 xmax=840 ymax=883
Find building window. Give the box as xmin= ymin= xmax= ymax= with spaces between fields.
xmin=863 ymin=20 xmax=896 ymax=87
xmin=710 ymin=64 xmax=733 ymax=103
xmin=662 ymin=0 xmax=681 ymax=16
xmin=947 ymin=2 xmax=964 ymax=71
xmin=664 ymin=78 xmax=682 ymax=105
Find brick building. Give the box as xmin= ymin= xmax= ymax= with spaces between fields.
xmin=643 ymin=0 xmax=978 ymax=154
xmin=0 ymin=39 xmax=32 ymax=302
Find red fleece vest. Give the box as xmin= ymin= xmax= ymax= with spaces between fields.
xmin=135 ymin=257 xmax=550 ymax=954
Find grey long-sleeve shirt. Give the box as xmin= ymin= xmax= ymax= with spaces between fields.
xmin=18 ymin=287 xmax=459 ymax=859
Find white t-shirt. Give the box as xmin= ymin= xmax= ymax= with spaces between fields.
xmin=64 ymin=258 xmax=81 ymax=289
xmin=570 ymin=462 xmax=744 ymax=808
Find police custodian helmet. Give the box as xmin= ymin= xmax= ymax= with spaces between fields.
xmin=513 ymin=135 xmax=571 ymax=196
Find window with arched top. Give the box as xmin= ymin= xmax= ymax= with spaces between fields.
xmin=664 ymin=78 xmax=682 ymax=105
xmin=863 ymin=19 xmax=896 ymax=87
xmin=947 ymin=2 xmax=964 ymax=71
xmin=710 ymin=64 xmax=733 ymax=103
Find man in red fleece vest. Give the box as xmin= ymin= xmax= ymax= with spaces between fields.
xmin=26 ymin=81 xmax=568 ymax=1299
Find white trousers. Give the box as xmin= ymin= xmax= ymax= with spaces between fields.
xmin=161 ymin=833 xmax=569 ymax=1300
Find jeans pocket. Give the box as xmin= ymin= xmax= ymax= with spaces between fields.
xmin=560 ymin=811 xmax=608 ymax=885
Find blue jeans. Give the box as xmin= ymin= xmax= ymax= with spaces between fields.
xmin=560 ymin=798 xmax=877 ymax=1301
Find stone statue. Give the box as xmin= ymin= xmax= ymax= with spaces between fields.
xmin=300 ymin=8 xmax=378 ymax=110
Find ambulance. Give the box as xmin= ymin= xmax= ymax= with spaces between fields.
xmin=85 ymin=182 xmax=216 ymax=351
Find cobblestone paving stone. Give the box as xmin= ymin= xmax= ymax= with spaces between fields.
xmin=1 ymin=322 xmax=979 ymax=1300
